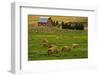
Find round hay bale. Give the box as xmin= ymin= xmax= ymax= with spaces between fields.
xmin=48 ymin=46 xmax=59 ymax=55
xmin=42 ymin=38 xmax=49 ymax=43
xmin=48 ymin=44 xmax=56 ymax=48
xmin=71 ymin=43 xmax=79 ymax=48
xmin=61 ymin=46 xmax=71 ymax=52
xmin=42 ymin=43 xmax=49 ymax=47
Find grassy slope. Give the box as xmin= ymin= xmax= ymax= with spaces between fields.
xmin=28 ymin=15 xmax=88 ymax=26
xmin=28 ymin=27 xmax=88 ymax=60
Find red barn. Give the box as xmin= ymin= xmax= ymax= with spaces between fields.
xmin=38 ymin=17 xmax=53 ymax=27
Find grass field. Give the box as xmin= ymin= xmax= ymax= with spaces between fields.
xmin=28 ymin=26 xmax=88 ymax=61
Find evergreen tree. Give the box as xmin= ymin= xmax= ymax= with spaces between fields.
xmin=52 ymin=21 xmax=56 ymax=26
xmin=56 ymin=21 xmax=59 ymax=26
xmin=61 ymin=21 xmax=64 ymax=26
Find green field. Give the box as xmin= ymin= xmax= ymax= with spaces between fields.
xmin=28 ymin=26 xmax=88 ymax=61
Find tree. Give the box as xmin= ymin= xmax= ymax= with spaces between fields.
xmin=61 ymin=21 xmax=64 ymax=26
xmin=56 ymin=21 xmax=59 ymax=26
xmin=52 ymin=21 xmax=56 ymax=26
xmin=60 ymin=21 xmax=64 ymax=28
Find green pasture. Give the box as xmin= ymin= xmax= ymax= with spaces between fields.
xmin=28 ymin=26 xmax=88 ymax=60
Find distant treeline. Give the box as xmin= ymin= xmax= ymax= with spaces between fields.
xmin=61 ymin=22 xmax=84 ymax=30
xmin=52 ymin=21 xmax=86 ymax=30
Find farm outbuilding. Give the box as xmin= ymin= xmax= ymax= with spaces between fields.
xmin=38 ymin=17 xmax=54 ymax=27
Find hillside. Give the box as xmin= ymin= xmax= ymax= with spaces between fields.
xmin=28 ymin=15 xmax=88 ymax=26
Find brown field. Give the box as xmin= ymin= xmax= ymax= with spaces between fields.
xmin=28 ymin=15 xmax=88 ymax=27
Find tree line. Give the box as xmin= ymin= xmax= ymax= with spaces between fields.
xmin=52 ymin=21 xmax=85 ymax=30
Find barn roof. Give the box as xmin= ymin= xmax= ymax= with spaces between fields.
xmin=38 ymin=17 xmax=49 ymax=23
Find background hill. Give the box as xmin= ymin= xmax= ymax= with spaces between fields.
xmin=28 ymin=15 xmax=88 ymax=26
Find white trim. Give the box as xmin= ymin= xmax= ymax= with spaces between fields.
xmin=11 ymin=2 xmax=97 ymax=74
xmin=11 ymin=2 xmax=21 ymax=74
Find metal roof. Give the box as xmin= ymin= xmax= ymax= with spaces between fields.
xmin=38 ymin=17 xmax=49 ymax=23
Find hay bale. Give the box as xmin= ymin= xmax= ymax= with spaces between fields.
xmin=42 ymin=38 xmax=49 ymax=43
xmin=42 ymin=43 xmax=49 ymax=47
xmin=61 ymin=46 xmax=71 ymax=52
xmin=48 ymin=46 xmax=59 ymax=55
xmin=42 ymin=38 xmax=49 ymax=47
xmin=71 ymin=43 xmax=79 ymax=48
xmin=48 ymin=44 xmax=56 ymax=48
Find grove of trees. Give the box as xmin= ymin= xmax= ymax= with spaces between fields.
xmin=53 ymin=21 xmax=84 ymax=30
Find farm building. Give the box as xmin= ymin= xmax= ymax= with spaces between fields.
xmin=38 ymin=17 xmax=54 ymax=27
